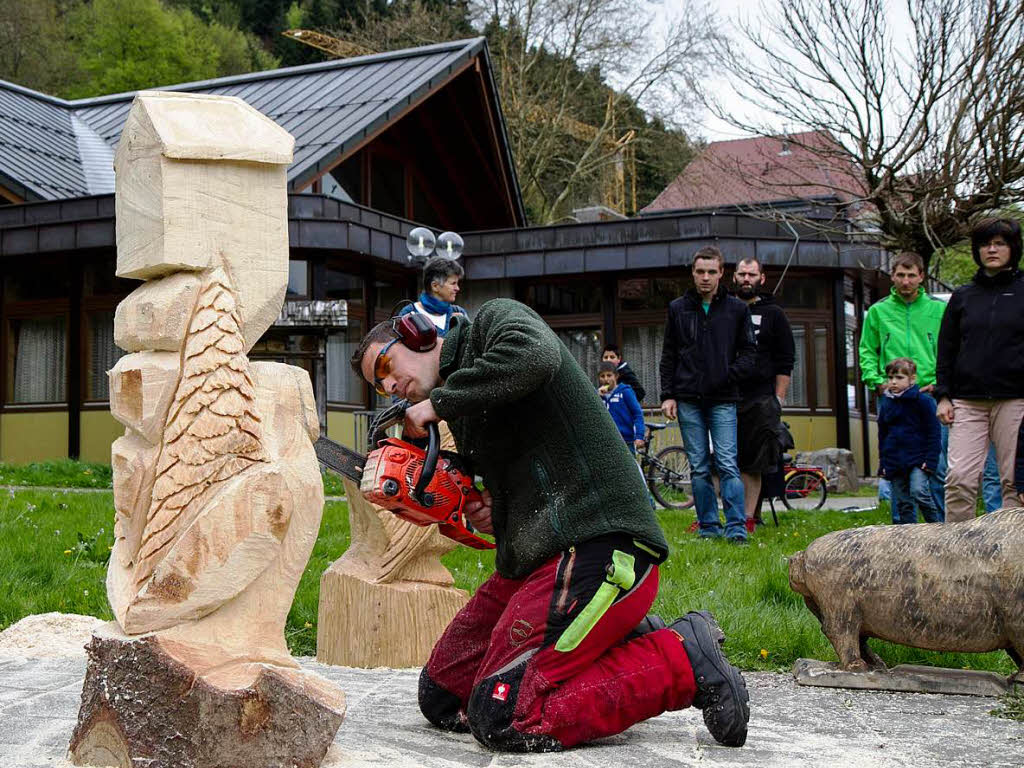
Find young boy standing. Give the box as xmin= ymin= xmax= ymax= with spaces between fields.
xmin=602 ymin=344 xmax=646 ymax=403
xmin=878 ymin=358 xmax=943 ymax=524
xmin=599 ymin=362 xmax=646 ymax=454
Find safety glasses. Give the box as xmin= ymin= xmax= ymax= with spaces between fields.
xmin=372 ymin=337 xmax=401 ymax=396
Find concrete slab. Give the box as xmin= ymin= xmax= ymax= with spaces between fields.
xmin=1 ymin=655 xmax=1022 ymax=767
xmin=794 ymin=658 xmax=1015 ymax=697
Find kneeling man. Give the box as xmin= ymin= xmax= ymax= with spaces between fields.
xmin=351 ymin=298 xmax=749 ymax=752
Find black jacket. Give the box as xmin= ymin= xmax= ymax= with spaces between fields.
xmin=935 ymin=268 xmax=1024 ymax=401
xmin=615 ymin=361 xmax=646 ymax=402
xmin=740 ymin=293 xmax=796 ymax=399
xmin=659 ymin=285 xmax=757 ymax=402
xmin=877 ymin=385 xmax=941 ymax=475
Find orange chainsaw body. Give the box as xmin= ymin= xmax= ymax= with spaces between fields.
xmin=360 ymin=437 xmax=495 ymax=550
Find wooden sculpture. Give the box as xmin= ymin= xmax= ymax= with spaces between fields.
xmin=317 ymin=423 xmax=469 ymax=667
xmin=69 ymin=91 xmax=345 ymax=768
xmin=789 ymin=508 xmax=1024 ymax=679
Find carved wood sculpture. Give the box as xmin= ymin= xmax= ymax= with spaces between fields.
xmin=789 ymin=508 xmax=1024 ymax=680
xmin=69 ymin=91 xmax=345 ymax=768
xmin=317 ymin=423 xmax=469 ymax=667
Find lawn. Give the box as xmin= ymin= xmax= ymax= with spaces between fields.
xmin=0 ymin=467 xmax=1015 ymax=676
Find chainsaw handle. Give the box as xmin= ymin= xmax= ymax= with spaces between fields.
xmin=411 ymin=421 xmax=440 ymax=504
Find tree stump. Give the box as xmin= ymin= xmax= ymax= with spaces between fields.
xmin=70 ymin=624 xmax=345 ymax=768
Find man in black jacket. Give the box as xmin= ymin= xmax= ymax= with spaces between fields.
xmin=733 ymin=257 xmax=795 ymax=525
xmin=935 ymin=218 xmax=1024 ymax=520
xmin=660 ymin=247 xmax=757 ymax=542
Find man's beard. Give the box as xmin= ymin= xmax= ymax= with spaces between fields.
xmin=735 ymin=283 xmax=758 ymax=300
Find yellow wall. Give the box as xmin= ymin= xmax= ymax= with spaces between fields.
xmin=327 ymin=410 xmax=358 ymax=448
xmin=0 ymin=411 xmax=69 ymax=463
xmin=79 ymin=410 xmax=124 ymax=464
xmin=781 ymin=414 xmax=837 ymax=454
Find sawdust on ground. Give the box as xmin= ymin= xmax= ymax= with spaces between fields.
xmin=0 ymin=612 xmax=104 ymax=658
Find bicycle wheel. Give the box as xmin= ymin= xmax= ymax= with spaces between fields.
xmin=647 ymin=446 xmax=695 ymax=509
xmin=782 ymin=470 xmax=828 ymax=511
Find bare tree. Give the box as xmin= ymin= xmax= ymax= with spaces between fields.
xmin=474 ymin=0 xmax=721 ymax=222
xmin=705 ymin=0 xmax=1024 ymax=272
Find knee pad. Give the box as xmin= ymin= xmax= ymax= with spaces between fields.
xmin=418 ymin=667 xmax=469 ymax=733
xmin=466 ymin=665 xmax=562 ymax=753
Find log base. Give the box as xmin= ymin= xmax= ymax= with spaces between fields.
xmin=317 ymin=567 xmax=467 ymax=668
xmin=69 ymin=625 xmax=345 ymax=768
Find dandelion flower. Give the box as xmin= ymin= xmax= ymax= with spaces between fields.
xmin=304 ymin=621 xmax=313 ymax=629
xmin=63 ymin=549 xmax=72 ymax=555
xmin=760 ymin=649 xmax=769 ymax=659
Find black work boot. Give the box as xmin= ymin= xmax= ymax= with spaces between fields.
xmin=671 ymin=611 xmax=749 ymax=747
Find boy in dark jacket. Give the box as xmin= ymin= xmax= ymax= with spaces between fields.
xmin=598 ymin=362 xmax=646 ymax=453
xmin=878 ymin=358 xmax=942 ymax=524
xmin=602 ymin=344 xmax=646 ymax=402
xmin=352 ymin=299 xmax=749 ymax=752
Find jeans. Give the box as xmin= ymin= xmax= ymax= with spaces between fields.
xmin=929 ymin=424 xmax=948 ymax=513
xmin=982 ymin=443 xmax=1001 ymax=513
xmin=677 ymin=400 xmax=747 ymax=540
xmin=890 ymin=467 xmax=944 ymax=524
xmin=878 ymin=478 xmax=892 ymax=502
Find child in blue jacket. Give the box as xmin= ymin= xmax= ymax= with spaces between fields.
xmin=878 ymin=357 xmax=943 ymax=524
xmin=598 ymin=362 xmax=645 ymax=454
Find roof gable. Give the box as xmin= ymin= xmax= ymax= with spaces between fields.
xmin=644 ymin=131 xmax=866 ymax=213
xmin=0 ymin=37 xmax=522 ymax=223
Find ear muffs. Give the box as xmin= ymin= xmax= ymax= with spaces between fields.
xmin=392 ymin=312 xmax=437 ymax=352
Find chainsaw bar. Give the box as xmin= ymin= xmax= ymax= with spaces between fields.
xmin=313 ymin=435 xmax=366 ymax=483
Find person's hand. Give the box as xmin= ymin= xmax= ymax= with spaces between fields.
xmin=937 ymin=398 xmax=954 ymax=425
xmin=878 ymin=468 xmax=885 ymax=478
xmin=464 ymin=488 xmax=493 ymax=534
xmin=598 ymin=384 xmax=610 ymax=395
xmin=634 ymin=439 xmax=646 ymax=451
xmin=920 ymin=384 xmax=935 ymax=394
xmin=1018 ymin=492 xmax=1024 ymax=506
xmin=661 ymin=398 xmax=677 ymax=420
xmin=921 ymin=463 xmax=932 ymax=475
xmin=404 ymin=398 xmax=439 ymax=437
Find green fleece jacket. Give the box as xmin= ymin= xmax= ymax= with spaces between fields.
xmin=858 ymin=286 xmax=946 ymax=389
xmin=430 ymin=298 xmax=669 ymax=579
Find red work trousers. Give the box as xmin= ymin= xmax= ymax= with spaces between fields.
xmin=418 ymin=534 xmax=696 ymax=751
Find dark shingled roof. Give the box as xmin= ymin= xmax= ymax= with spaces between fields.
xmin=0 ymin=37 xmax=521 ymax=217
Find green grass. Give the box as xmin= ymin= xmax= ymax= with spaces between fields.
xmin=0 ymin=460 xmax=113 ymax=488
xmin=0 ymin=485 xmax=1016 ymax=676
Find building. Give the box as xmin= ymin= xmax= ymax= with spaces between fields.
xmin=0 ymin=45 xmax=887 ymax=472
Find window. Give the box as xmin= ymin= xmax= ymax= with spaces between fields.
xmin=523 ymin=282 xmax=601 ymax=315
xmin=412 ymin=178 xmax=442 ymax=229
xmin=86 ymin=311 xmax=126 ymax=401
xmin=777 ymin=277 xmax=829 ymax=310
xmin=326 ymin=268 xmax=364 ymax=305
xmin=618 ymin=277 xmax=687 ymax=312
xmin=326 ymin=321 xmax=364 ymax=405
xmin=555 ymin=328 xmax=602 ymax=382
xmin=785 ymin=326 xmax=808 ymax=407
xmin=287 ymin=261 xmax=309 ymax=298
xmin=7 ymin=316 xmax=66 ymax=403
xmin=370 ymin=153 xmax=406 ymax=218
xmin=621 ymin=324 xmax=661 ymax=405
xmin=327 ymin=155 xmax=363 ymax=204
xmin=814 ymin=325 xmax=831 ymax=408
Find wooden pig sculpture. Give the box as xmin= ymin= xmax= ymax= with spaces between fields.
xmin=789 ymin=508 xmax=1024 ymax=679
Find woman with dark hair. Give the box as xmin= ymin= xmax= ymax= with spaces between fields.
xmin=398 ymin=256 xmax=468 ymax=336
xmin=935 ymin=217 xmax=1024 ymax=520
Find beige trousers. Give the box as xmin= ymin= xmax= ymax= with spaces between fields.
xmin=945 ymin=398 xmax=1024 ymax=522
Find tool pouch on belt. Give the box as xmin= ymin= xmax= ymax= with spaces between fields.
xmin=554 ymin=550 xmax=636 ymax=653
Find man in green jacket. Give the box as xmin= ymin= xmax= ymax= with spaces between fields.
xmin=858 ymin=252 xmax=947 ymax=510
xmin=352 ymin=298 xmax=749 ymax=752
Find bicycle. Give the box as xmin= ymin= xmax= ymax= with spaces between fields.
xmin=636 ymin=423 xmax=694 ymax=510
xmin=762 ymin=453 xmax=829 ymax=525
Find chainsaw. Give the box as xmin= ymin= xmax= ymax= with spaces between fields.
xmin=313 ymin=401 xmax=495 ymax=550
